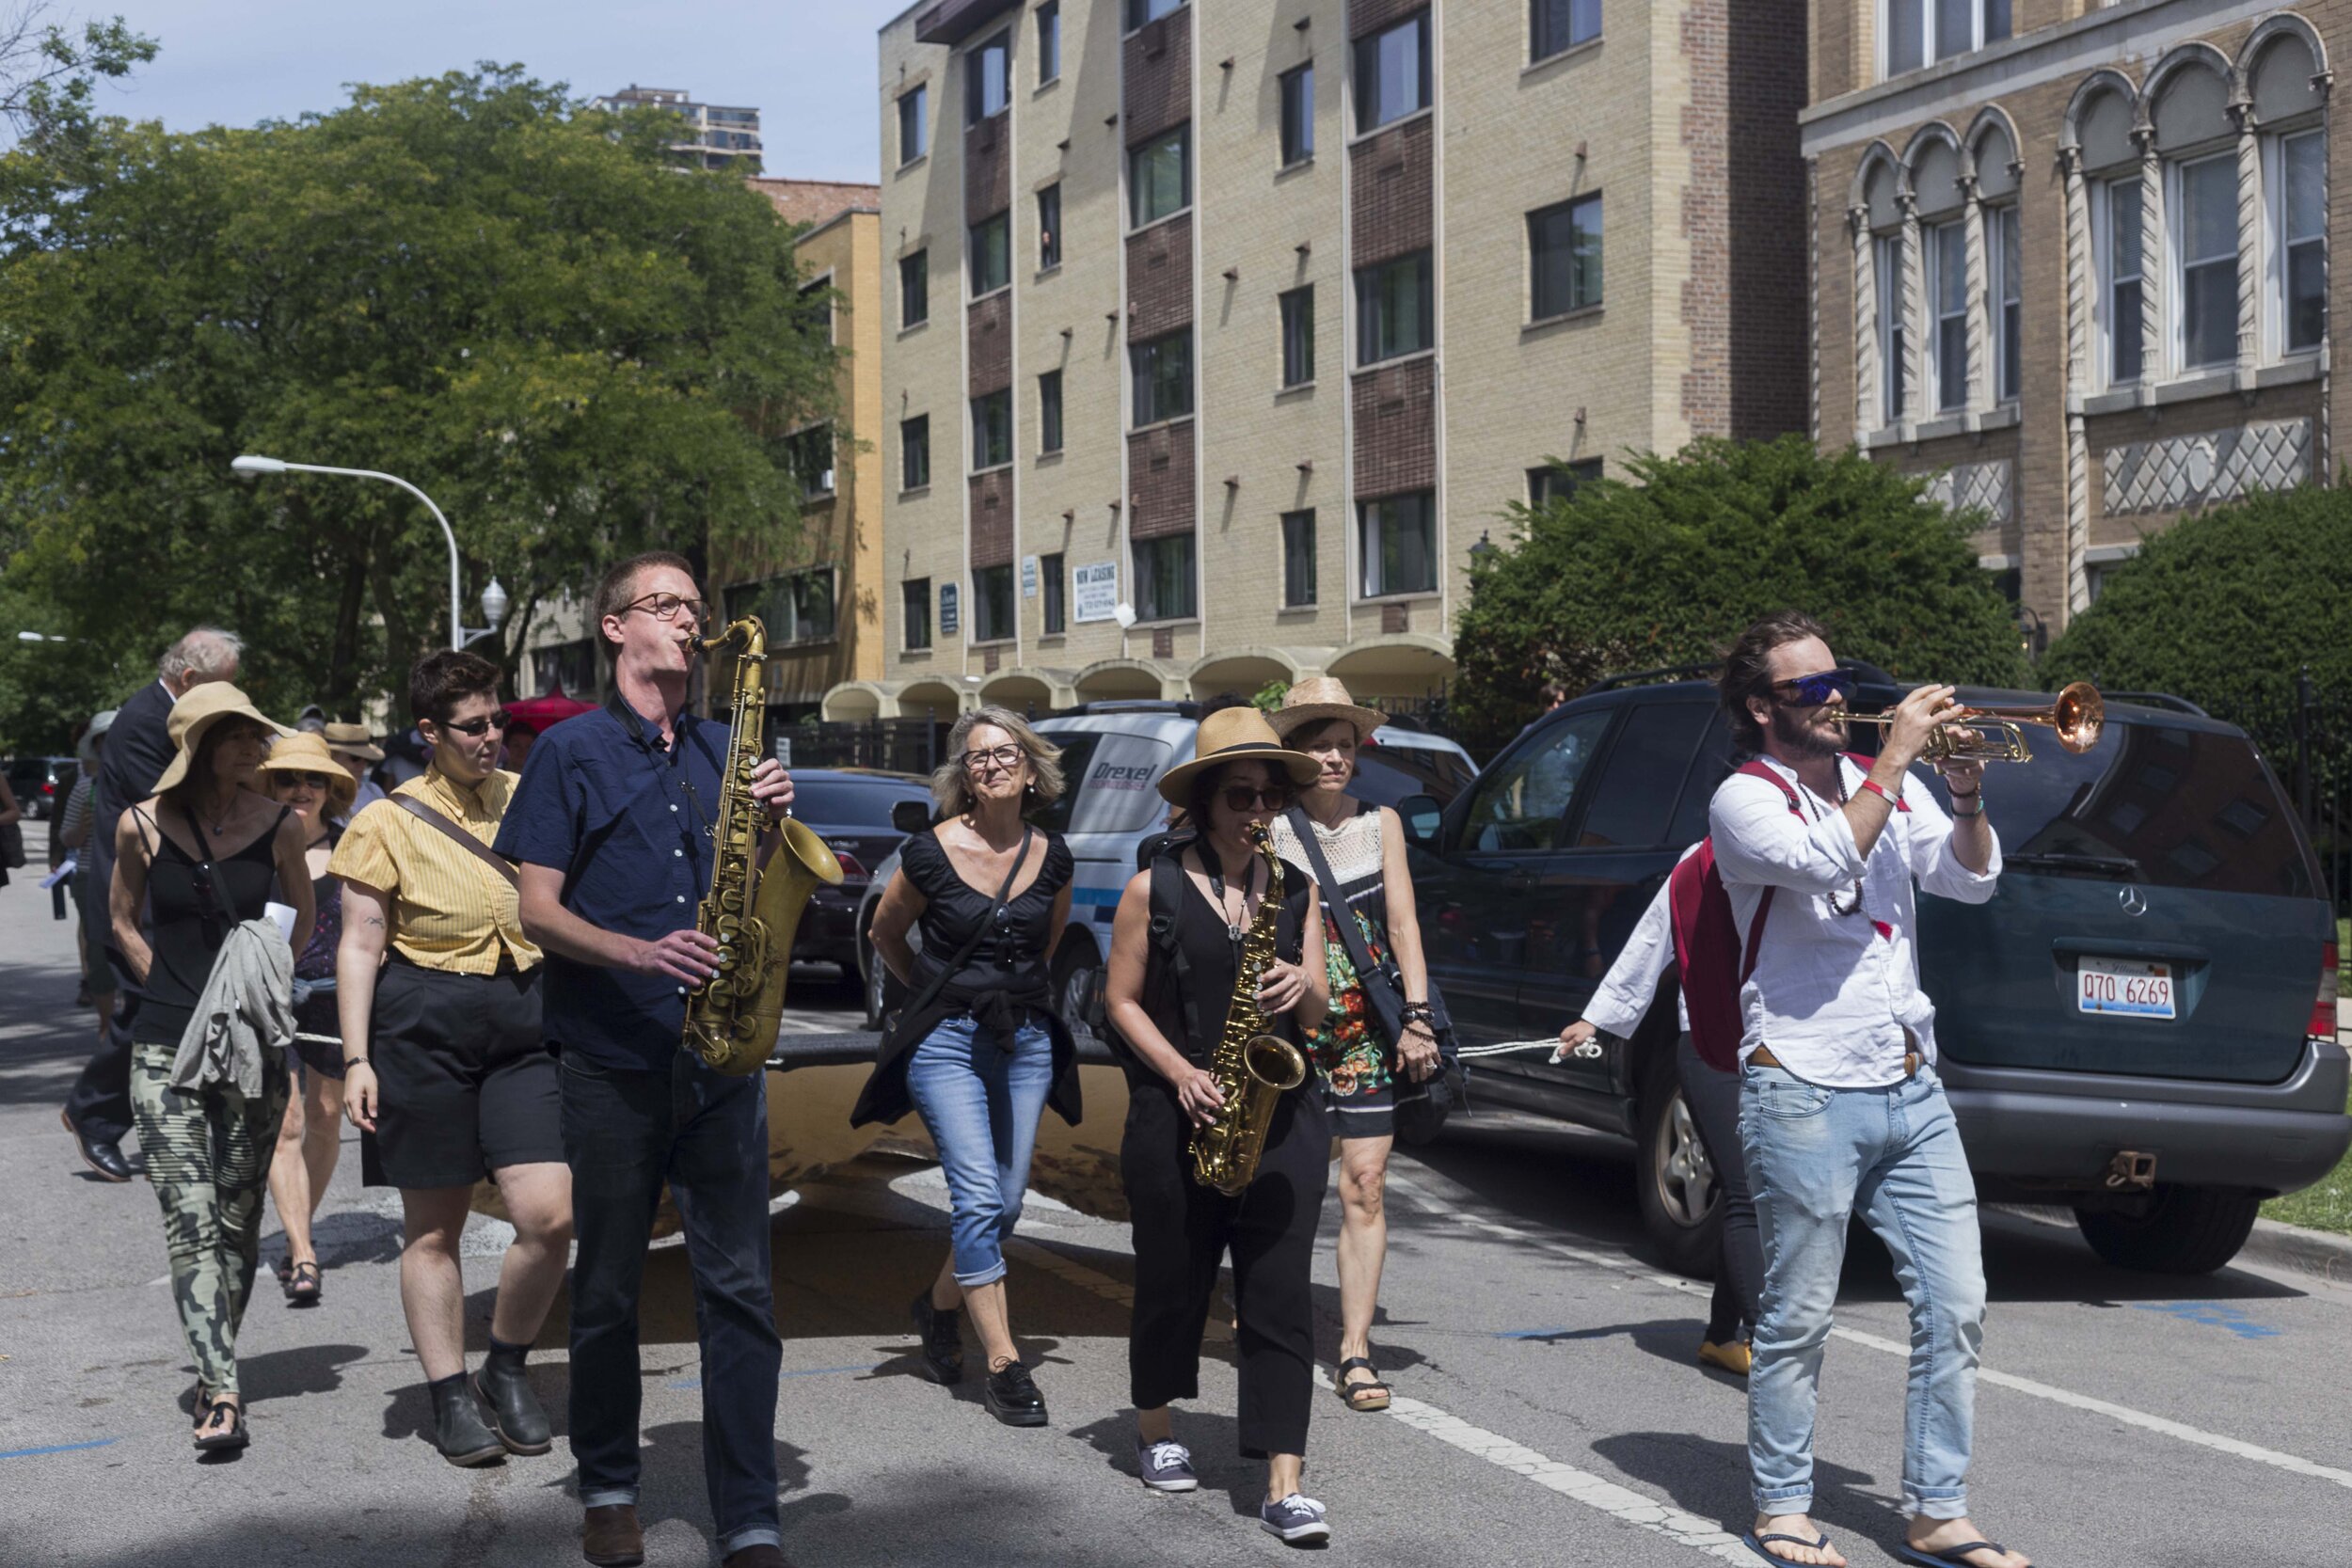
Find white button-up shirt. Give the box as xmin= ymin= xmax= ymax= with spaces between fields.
xmin=1583 ymin=847 xmax=1695 ymax=1037
xmin=1708 ymin=754 xmax=2000 ymax=1087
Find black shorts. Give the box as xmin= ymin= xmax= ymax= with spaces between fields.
xmin=361 ymin=962 xmax=561 ymax=1190
xmin=291 ymin=988 xmax=345 ymax=1081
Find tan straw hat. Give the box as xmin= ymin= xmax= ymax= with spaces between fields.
xmin=257 ymin=731 xmax=358 ymax=816
xmin=1157 ymin=706 xmax=1321 ymax=805
xmin=322 ymin=720 xmax=384 ymax=764
xmin=151 ymin=683 xmax=294 ymax=795
xmin=1267 ymin=675 xmax=1387 ymax=744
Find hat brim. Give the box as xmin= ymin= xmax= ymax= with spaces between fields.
xmin=152 ymin=709 xmax=295 ymax=797
xmin=1157 ymin=741 xmax=1323 ymax=805
xmin=326 ymin=740 xmax=385 ymax=763
xmin=256 ymin=752 xmax=358 ymax=815
xmin=1268 ymin=701 xmax=1388 ymax=743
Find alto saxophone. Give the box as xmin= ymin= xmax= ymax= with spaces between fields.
xmin=681 ymin=616 xmax=845 ymax=1075
xmin=1189 ymin=822 xmax=1311 ymax=1196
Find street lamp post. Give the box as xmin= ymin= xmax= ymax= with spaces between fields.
xmin=230 ymin=454 xmax=505 ymax=651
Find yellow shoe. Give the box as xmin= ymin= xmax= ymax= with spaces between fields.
xmin=1697 ymin=1338 xmax=1752 ymax=1376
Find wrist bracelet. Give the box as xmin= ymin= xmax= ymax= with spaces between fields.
xmin=342 ymin=1055 xmax=370 ymax=1069
xmin=1948 ymin=796 xmax=1985 ymax=818
xmin=1858 ymin=778 xmax=1901 ymax=807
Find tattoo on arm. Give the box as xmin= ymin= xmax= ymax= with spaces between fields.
xmin=362 ymin=915 xmax=386 ymax=929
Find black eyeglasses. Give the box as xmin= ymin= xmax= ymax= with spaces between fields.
xmin=438 ymin=711 xmax=512 ymax=737
xmin=620 ymin=592 xmax=707 ymax=625
xmin=1770 ymin=670 xmax=1855 ymax=708
xmin=1221 ymin=784 xmax=1293 ymax=813
xmin=960 ymin=743 xmax=1025 ymax=773
xmin=279 ymin=772 xmax=335 ymax=791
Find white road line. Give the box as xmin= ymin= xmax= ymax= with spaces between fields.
xmin=1384 ymin=1171 xmax=2352 ymax=1495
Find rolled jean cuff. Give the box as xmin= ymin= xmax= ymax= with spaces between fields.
xmin=580 ymin=1486 xmax=637 ymax=1510
xmin=1753 ymin=1483 xmax=1814 ymax=1516
xmin=1904 ymin=1485 xmax=1968 ymax=1521
xmin=721 ymin=1527 xmax=784 ymax=1555
xmin=953 ymin=1258 xmax=1009 ymax=1289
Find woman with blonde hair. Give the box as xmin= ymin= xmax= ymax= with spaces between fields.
xmin=858 ymin=705 xmax=1078 ymax=1427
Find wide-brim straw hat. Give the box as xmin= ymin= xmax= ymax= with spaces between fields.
xmin=1267 ymin=675 xmax=1387 ymax=744
xmin=322 ymin=721 xmax=384 ymax=764
xmin=1157 ymin=706 xmax=1322 ymax=804
xmin=152 ymin=683 xmax=294 ymax=796
xmin=78 ymin=708 xmax=118 ymax=772
xmin=257 ymin=731 xmax=358 ymax=816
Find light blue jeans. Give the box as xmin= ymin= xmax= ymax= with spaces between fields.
xmin=1739 ymin=1061 xmax=1986 ymax=1522
xmin=905 ymin=1013 xmax=1057 ymax=1288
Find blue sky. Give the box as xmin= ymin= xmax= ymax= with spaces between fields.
xmin=55 ymin=0 xmax=911 ymax=182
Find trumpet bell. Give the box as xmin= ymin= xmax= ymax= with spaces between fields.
xmin=2047 ymin=681 xmax=2105 ymax=754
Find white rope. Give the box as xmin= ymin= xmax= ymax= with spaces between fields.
xmin=1454 ymin=1038 xmax=1604 ymax=1061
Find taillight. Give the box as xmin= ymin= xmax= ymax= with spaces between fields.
xmin=833 ymin=852 xmax=868 ymax=882
xmin=2314 ymin=939 xmax=2341 ymax=1040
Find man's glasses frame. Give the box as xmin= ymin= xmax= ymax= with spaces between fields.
xmin=618 ymin=592 xmax=707 ymax=626
xmin=1770 ymin=670 xmax=1856 ymax=708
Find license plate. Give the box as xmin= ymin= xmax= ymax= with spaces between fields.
xmin=2078 ymin=958 xmax=2176 ymax=1019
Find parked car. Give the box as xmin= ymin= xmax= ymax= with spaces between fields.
xmin=4 ymin=755 xmax=75 ymax=821
xmin=852 ymin=702 xmax=1476 ymax=1031
xmin=1400 ymin=667 xmax=2350 ymax=1276
xmin=779 ymin=768 xmax=933 ymax=972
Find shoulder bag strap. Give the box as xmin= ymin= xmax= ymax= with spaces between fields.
xmin=1283 ymin=806 xmax=1383 ymax=988
xmin=887 ymin=828 xmax=1033 ymax=1030
xmin=394 ymin=794 xmax=520 ymax=889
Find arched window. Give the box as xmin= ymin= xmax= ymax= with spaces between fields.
xmin=2075 ymin=85 xmax=2143 ymax=388
xmin=1974 ymin=121 xmax=2022 ymax=403
xmin=2150 ymin=55 xmax=2236 ymax=372
xmin=1860 ymin=156 xmax=1906 ymax=425
xmin=1911 ymin=136 xmax=1967 ymax=412
xmin=2249 ymin=30 xmax=2327 ymax=356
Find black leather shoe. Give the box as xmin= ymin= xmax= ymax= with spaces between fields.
xmin=984 ymin=1359 xmax=1048 ymax=1427
xmin=473 ymin=1358 xmax=551 ymax=1455
xmin=60 ymin=1107 xmax=133 ymax=1182
xmin=911 ymin=1291 xmax=962 ymax=1386
xmin=429 ymin=1376 xmax=505 ymax=1466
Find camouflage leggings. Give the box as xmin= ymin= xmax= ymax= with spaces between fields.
xmin=131 ymin=1041 xmax=291 ymax=1398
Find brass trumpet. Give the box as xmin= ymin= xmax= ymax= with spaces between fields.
xmin=1836 ymin=681 xmax=2105 ymax=763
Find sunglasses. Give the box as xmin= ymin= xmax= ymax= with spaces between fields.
xmin=437 ymin=711 xmax=512 ymax=737
xmin=960 ymin=743 xmax=1025 ymax=772
xmin=621 ymin=592 xmax=707 ymax=626
xmin=1220 ymin=784 xmax=1294 ymax=813
xmin=278 ymin=772 xmax=335 ymax=791
xmin=1770 ymin=670 xmax=1856 ymax=708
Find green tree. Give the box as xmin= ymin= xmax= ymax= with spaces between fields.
xmin=0 ymin=64 xmax=835 ymax=740
xmin=1454 ymin=436 xmax=2031 ymax=743
xmin=0 ymin=2 xmax=155 ymax=147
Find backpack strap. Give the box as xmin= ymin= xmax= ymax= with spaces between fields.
xmin=1725 ymin=759 xmax=1807 ymax=987
xmin=1143 ymin=848 xmax=1204 ymax=1056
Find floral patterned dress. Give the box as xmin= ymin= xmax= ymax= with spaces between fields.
xmin=1271 ymin=802 xmax=1424 ymax=1138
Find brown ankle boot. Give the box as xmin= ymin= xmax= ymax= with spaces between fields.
xmin=581 ymin=1504 xmax=644 ymax=1567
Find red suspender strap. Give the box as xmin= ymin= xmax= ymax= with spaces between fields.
xmin=1731 ymin=760 xmax=1804 ymax=985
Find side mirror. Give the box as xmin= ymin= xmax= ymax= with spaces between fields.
xmin=891 ymin=799 xmax=933 ymax=835
xmin=1395 ymin=794 xmax=1443 ymax=847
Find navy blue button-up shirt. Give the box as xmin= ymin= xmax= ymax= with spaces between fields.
xmin=495 ymin=697 xmax=731 ymax=1071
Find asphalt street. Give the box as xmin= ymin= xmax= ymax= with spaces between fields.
xmin=4 ymin=872 xmax=2350 ymax=1567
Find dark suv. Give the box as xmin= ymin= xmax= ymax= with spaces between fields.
xmin=1403 ymin=668 xmax=2349 ymax=1275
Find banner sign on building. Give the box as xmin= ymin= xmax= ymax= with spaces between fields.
xmin=939 ymin=581 xmax=959 ymax=636
xmin=1021 ymin=554 xmax=1039 ymax=598
xmin=1072 ymin=560 xmax=1119 ymax=623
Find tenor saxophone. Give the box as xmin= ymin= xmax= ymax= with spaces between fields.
xmin=681 ymin=616 xmax=845 ymax=1075
xmin=1189 ymin=822 xmax=1311 ymax=1196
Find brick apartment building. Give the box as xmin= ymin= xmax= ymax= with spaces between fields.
xmin=1804 ymin=3 xmax=2341 ymax=641
xmin=839 ymin=0 xmax=1806 ymax=722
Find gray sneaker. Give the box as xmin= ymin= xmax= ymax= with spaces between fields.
xmin=1259 ymin=1493 xmax=1330 ymax=1544
xmin=1134 ymin=1435 xmax=1198 ymax=1493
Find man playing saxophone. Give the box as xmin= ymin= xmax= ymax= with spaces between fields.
xmin=494 ymin=551 xmax=796 ymax=1568
xmin=1102 ymin=708 xmax=1334 ymax=1544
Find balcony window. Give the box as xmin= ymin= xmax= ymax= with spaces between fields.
xmin=1883 ymin=1 xmax=2010 ymax=79
xmin=1130 ymin=330 xmax=1194 ymax=425
xmin=1133 ymin=532 xmax=1197 ymax=621
xmin=898 ymin=86 xmax=928 ymax=165
xmin=1357 ymin=250 xmax=1434 ymax=364
xmin=1359 ymin=492 xmax=1437 ymax=598
xmin=902 ymin=578 xmax=932 ymax=651
xmin=1040 ymin=369 xmax=1064 ymax=453
xmin=1038 ymin=182 xmax=1061 ymax=270
xmin=970 ymin=211 xmax=1010 ymax=294
xmin=1038 ymin=2 xmax=1060 ymax=83
xmin=1279 ymin=286 xmax=1314 ymax=387
xmin=1280 ymin=510 xmax=1317 ymax=607
xmin=1529 ymin=192 xmax=1602 ymax=318
xmin=787 ymin=424 xmax=834 ymax=498
xmin=1531 ymin=0 xmax=1600 ymax=62
xmin=1041 ymin=551 xmax=1066 ymax=634
xmin=1279 ymin=63 xmax=1313 ymax=166
xmin=1924 ymin=218 xmax=1966 ymax=411
xmin=2274 ymin=129 xmax=2327 ymax=355
xmin=2175 ymin=152 xmax=2237 ymax=370
xmin=900 ymin=415 xmax=930 ymax=490
xmin=972 ymin=563 xmax=1015 ymax=641
xmin=966 ymin=31 xmax=1009 ymax=123
xmin=1355 ymin=9 xmax=1431 ymax=134
xmin=900 ymin=249 xmax=929 ymax=327
xmin=1130 ymin=123 xmax=1191 ymax=228
xmin=971 ymin=389 xmax=1012 ymax=469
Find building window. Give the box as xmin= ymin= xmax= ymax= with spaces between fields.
xmin=1126 ymin=0 xmax=1184 ymax=27
xmin=1130 ymin=330 xmax=1194 ymax=425
xmin=900 ymin=249 xmax=929 ymax=327
xmin=1280 ymin=510 xmax=1317 ymax=607
xmin=970 ymin=212 xmax=1009 ymax=295
xmin=898 ymin=86 xmax=928 ymax=165
xmin=1883 ymin=1 xmax=2010 ymax=79
xmin=2175 ymin=151 xmax=2236 ymax=371
xmin=1357 ymin=250 xmax=1434 ymax=364
xmin=725 ymin=566 xmax=836 ymax=646
xmin=2096 ymin=179 xmax=2144 ymax=385
xmin=1528 ymin=458 xmax=1602 ymax=506
xmin=1037 ymin=1 xmax=1060 ymax=83
xmin=1279 ymin=63 xmax=1314 ymax=166
xmin=1037 ymin=182 xmax=1061 ymax=270
xmin=1356 ymin=9 xmax=1431 ymax=134
xmin=1875 ymin=231 xmax=1906 ymax=421
xmin=1041 ymin=551 xmax=1066 ymax=634
xmin=1987 ymin=204 xmax=2021 ymax=403
xmin=1531 ymin=0 xmax=1601 ymax=62
xmin=972 ymin=563 xmax=1015 ymax=641
xmin=1279 ymin=286 xmax=1315 ymax=386
xmin=903 ymin=578 xmax=932 ymax=650
xmin=787 ymin=425 xmax=834 ymax=498
xmin=2273 ymin=129 xmax=2326 ymax=355
xmin=971 ymin=389 xmax=1012 ymax=469
xmin=1133 ymin=532 xmax=1197 ymax=621
xmin=1129 ymin=123 xmax=1190 ymax=228
xmin=900 ymin=415 xmax=930 ymax=490
xmin=1924 ymin=218 xmax=1966 ymax=412
xmin=1359 ymin=492 xmax=1437 ymax=597
xmin=798 ymin=277 xmax=834 ymax=347
xmin=1039 ymin=369 xmax=1064 ymax=453
xmin=966 ymin=31 xmax=1009 ymax=123
xmin=1529 ymin=193 xmax=1602 ymax=318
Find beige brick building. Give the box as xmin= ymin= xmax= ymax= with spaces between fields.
xmin=1805 ymin=2 xmax=2341 ymax=641
xmin=844 ymin=0 xmax=1807 ymax=722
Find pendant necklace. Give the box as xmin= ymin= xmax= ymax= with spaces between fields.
xmin=1206 ymin=846 xmax=1252 ymax=947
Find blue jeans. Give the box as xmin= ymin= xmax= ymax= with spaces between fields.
xmin=560 ymin=1052 xmax=784 ymax=1556
xmin=904 ymin=1013 xmax=1056 ymax=1288
xmin=1739 ymin=1062 xmax=1986 ymax=1522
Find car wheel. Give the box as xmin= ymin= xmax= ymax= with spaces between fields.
xmin=2073 ymin=1184 xmax=2261 ymax=1275
xmin=1635 ymin=1075 xmax=1723 ymax=1279
xmin=1052 ymin=944 xmax=1102 ymax=1046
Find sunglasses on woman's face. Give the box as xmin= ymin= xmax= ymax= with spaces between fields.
xmin=280 ymin=772 xmax=333 ymax=791
xmin=1220 ymin=784 xmax=1293 ymax=813
xmin=438 ymin=711 xmax=511 ymax=737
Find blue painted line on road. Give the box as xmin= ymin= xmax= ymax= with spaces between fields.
xmin=0 ymin=1437 xmax=119 ymax=1461
xmin=1492 ymin=1327 xmax=1571 ymax=1340
xmin=2135 ymin=1301 xmax=2280 ymax=1340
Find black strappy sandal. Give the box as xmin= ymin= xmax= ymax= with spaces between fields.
xmin=192 ymin=1399 xmax=249 ymax=1452
xmin=282 ymin=1260 xmax=322 ymax=1307
xmin=1333 ymin=1356 xmax=1392 ymax=1412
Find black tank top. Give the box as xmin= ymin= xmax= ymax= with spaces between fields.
xmin=131 ymin=802 xmax=286 ymax=1044
xmin=1142 ymin=848 xmax=1313 ymax=1068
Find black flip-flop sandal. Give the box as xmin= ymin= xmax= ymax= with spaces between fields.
xmin=1333 ymin=1356 xmax=1392 ymax=1412
xmin=1741 ymin=1530 xmax=1835 ymax=1564
xmin=192 ymin=1400 xmax=248 ymax=1452
xmin=283 ymin=1261 xmax=322 ymax=1307
xmin=1896 ymin=1543 xmax=2013 ymax=1567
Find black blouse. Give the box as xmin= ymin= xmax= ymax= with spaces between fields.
xmin=1142 ymin=851 xmax=1314 ymax=1068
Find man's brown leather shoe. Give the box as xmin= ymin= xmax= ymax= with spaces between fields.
xmin=581 ymin=1504 xmax=644 ymax=1567
xmin=721 ymin=1547 xmax=789 ymax=1568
